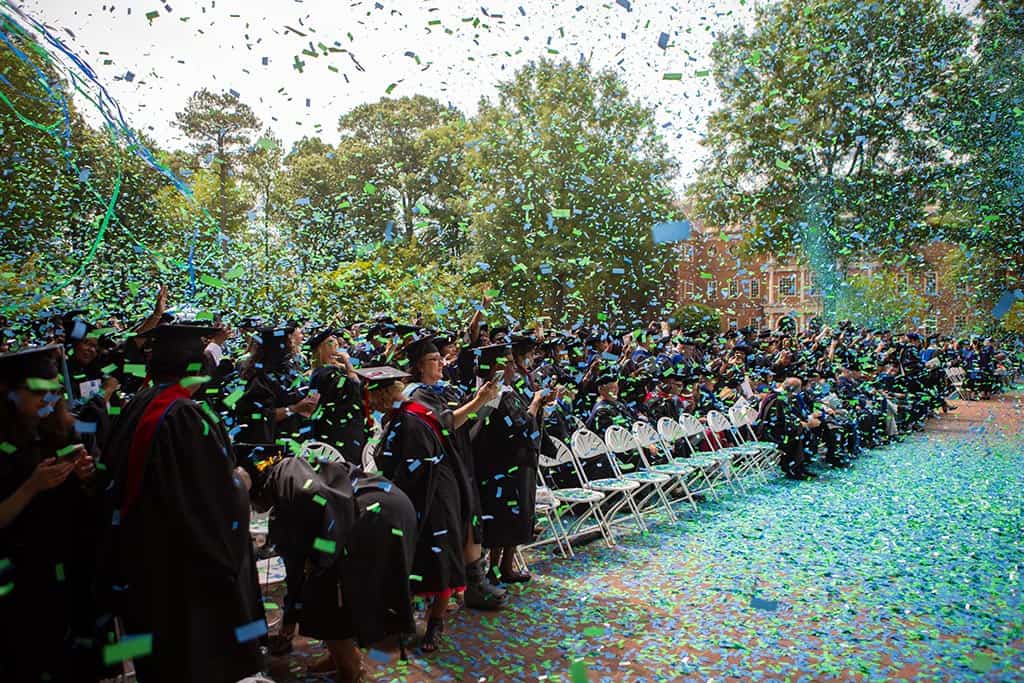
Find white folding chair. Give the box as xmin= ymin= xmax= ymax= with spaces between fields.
xmin=299 ymin=440 xmax=344 ymax=463
xmin=706 ymin=410 xmax=767 ymax=485
xmin=945 ymin=366 xmax=971 ymax=401
xmin=530 ymin=436 xmax=615 ymax=554
xmin=361 ymin=423 xmax=383 ymax=473
xmin=678 ymin=413 xmax=738 ymax=491
xmin=656 ymin=417 xmax=721 ymax=501
xmin=631 ymin=420 xmax=701 ymax=512
xmin=604 ymin=425 xmax=678 ymax=521
xmin=571 ymin=428 xmax=648 ymax=533
xmin=728 ymin=402 xmax=779 ymax=474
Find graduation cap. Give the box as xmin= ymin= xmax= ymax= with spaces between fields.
xmin=62 ymin=310 xmax=95 ymax=343
xmin=354 ymin=366 xmax=410 ymax=390
xmin=509 ymin=333 xmax=538 ymax=353
xmin=595 ymin=373 xmax=619 ymax=388
xmin=138 ymin=323 xmax=218 ymax=378
xmin=0 ymin=344 xmax=63 ymax=390
xmin=255 ymin=326 xmax=291 ymax=370
xmin=473 ymin=343 xmax=511 ymax=377
xmin=402 ymin=333 xmax=441 ymax=367
xmin=307 ymin=327 xmax=340 ymax=354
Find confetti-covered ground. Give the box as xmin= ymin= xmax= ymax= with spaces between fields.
xmin=269 ymin=394 xmax=1024 ymax=682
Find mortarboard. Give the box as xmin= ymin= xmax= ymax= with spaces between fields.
xmin=473 ymin=343 xmax=511 ymax=374
xmin=138 ymin=322 xmax=218 ymax=359
xmin=403 ymin=333 xmax=441 ymax=367
xmin=0 ymin=344 xmax=63 ymax=389
xmin=354 ymin=366 xmax=410 ymax=390
xmin=255 ymin=326 xmax=291 ymax=370
xmin=307 ymin=327 xmax=340 ymax=354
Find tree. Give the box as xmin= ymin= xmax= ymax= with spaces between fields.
xmin=174 ymin=89 xmax=260 ymax=238
xmin=940 ymin=0 xmax=1024 ymax=308
xmin=275 ymin=137 xmax=392 ymax=273
xmin=337 ymin=96 xmax=467 ymax=244
xmin=242 ymin=130 xmax=284 ymax=266
xmin=832 ymin=270 xmax=930 ymax=330
xmin=463 ymin=59 xmax=679 ymax=325
xmin=689 ymin=0 xmax=972 ymax=313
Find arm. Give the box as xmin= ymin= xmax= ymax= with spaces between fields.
xmin=131 ymin=284 xmax=168 ymax=344
xmin=452 ymin=379 xmax=500 ymax=429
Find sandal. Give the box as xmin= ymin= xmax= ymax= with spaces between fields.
xmin=420 ymin=617 xmax=444 ymax=654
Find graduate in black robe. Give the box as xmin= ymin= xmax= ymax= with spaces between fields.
xmin=233 ymin=326 xmax=320 ymax=447
xmin=239 ymin=451 xmax=416 ymax=681
xmin=98 ymin=325 xmax=265 ymax=683
xmin=367 ymin=365 xmax=499 ymax=654
xmin=307 ymin=328 xmax=368 ymax=465
xmin=470 ymin=338 xmax=552 ymax=584
xmin=401 ymin=335 xmax=508 ymax=612
xmin=0 ymin=346 xmax=110 ymax=683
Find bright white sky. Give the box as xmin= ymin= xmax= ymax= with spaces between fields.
xmin=18 ymin=0 xmax=975 ymax=191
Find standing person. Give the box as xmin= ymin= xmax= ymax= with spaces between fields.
xmin=308 ymin=328 xmax=368 ymax=465
xmin=471 ymin=339 xmax=551 ymax=585
xmin=98 ymin=325 xmax=265 ymax=683
xmin=402 ymin=334 xmax=510 ymax=611
xmin=0 ymin=345 xmax=107 ymax=683
xmin=239 ymin=451 xmax=417 ymax=682
xmin=366 ymin=366 xmax=501 ymax=654
xmin=233 ymin=326 xmax=319 ymax=447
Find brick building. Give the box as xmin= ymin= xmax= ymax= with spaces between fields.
xmin=676 ymin=221 xmax=980 ymax=334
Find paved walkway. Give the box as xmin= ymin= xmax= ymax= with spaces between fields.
xmin=269 ymin=393 xmax=1024 ymax=682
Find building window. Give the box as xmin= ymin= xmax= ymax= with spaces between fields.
xmin=728 ymin=279 xmax=740 ymax=298
xmin=707 ymin=246 xmax=717 ymax=257
xmin=707 ymin=279 xmax=718 ymax=299
xmin=924 ymin=271 xmax=938 ymax=296
xmin=954 ymin=315 xmax=966 ymax=330
xmin=955 ymin=279 xmax=969 ymax=296
xmin=900 ymin=272 xmax=911 ymax=292
xmin=806 ymin=273 xmax=817 ymax=296
xmin=924 ymin=318 xmax=937 ymax=334
xmin=778 ymin=274 xmax=797 ymax=297
xmin=749 ymin=316 xmax=762 ymax=329
xmin=685 ymin=245 xmax=695 ymax=262
xmin=750 ymin=278 xmax=760 ymax=298
xmin=728 ymin=319 xmax=738 ymax=329
xmin=684 ymin=281 xmax=694 ymax=299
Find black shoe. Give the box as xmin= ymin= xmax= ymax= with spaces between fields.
xmin=464 ymin=555 xmax=508 ymax=610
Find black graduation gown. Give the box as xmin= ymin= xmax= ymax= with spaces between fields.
xmin=320 ymin=460 xmax=417 ymax=645
xmin=0 ymin=429 xmax=109 ymax=683
xmin=471 ymin=377 xmax=540 ymax=548
xmin=375 ymin=406 xmax=470 ymax=596
xmin=308 ymin=365 xmax=367 ymax=465
xmin=408 ymin=382 xmax=485 ymax=544
xmin=234 ymin=369 xmax=306 ymax=446
xmin=99 ymin=385 xmax=264 ymax=683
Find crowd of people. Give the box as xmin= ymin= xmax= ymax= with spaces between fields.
xmin=1 ymin=288 xmax=1019 ymax=683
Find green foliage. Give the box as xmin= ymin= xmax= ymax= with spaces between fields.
xmin=832 ymin=270 xmax=930 ymax=330
xmin=939 ymin=0 xmax=1024 ymax=304
xmin=690 ymin=0 xmax=971 ymax=270
xmin=463 ymin=59 xmax=679 ymax=325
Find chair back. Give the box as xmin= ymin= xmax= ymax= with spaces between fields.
xmin=631 ymin=421 xmax=662 ymax=448
xmin=706 ymin=410 xmax=732 ymax=434
xmin=657 ymin=416 xmax=685 ymax=443
xmin=678 ymin=413 xmax=704 ymax=437
xmin=571 ymin=428 xmax=624 ymax=479
xmin=539 ymin=436 xmax=575 ymax=468
xmin=361 ymin=424 xmax=383 ymax=472
xmin=604 ymin=425 xmax=637 ymax=455
xmin=300 ymin=441 xmax=344 ymax=463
